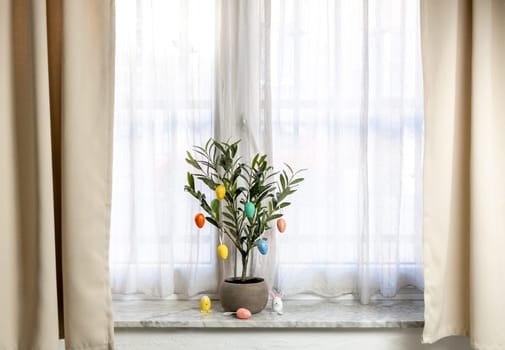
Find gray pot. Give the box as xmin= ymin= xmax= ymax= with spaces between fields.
xmin=219 ymin=277 xmax=269 ymax=314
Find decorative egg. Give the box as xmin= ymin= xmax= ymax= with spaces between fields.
xmin=244 ymin=202 xmax=255 ymax=218
xmin=257 ymin=239 xmax=268 ymax=255
xmin=200 ymin=295 xmax=212 ymax=313
xmin=194 ymin=213 xmax=205 ymax=228
xmin=215 ymin=185 xmax=226 ymax=200
xmin=217 ymin=244 xmax=229 ymax=260
xmin=236 ymin=308 xmax=252 ymax=319
xmin=276 ymin=218 xmax=286 ymax=233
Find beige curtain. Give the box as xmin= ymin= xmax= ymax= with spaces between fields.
xmin=421 ymin=0 xmax=505 ymax=349
xmin=0 ymin=1 xmax=115 ymax=349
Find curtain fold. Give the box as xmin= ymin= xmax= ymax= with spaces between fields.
xmin=270 ymin=0 xmax=424 ymax=302
xmin=110 ymin=0 xmax=218 ymax=298
xmin=421 ymin=0 xmax=505 ymax=348
xmin=214 ymin=0 xmax=275 ymax=289
xmin=0 ymin=0 xmax=115 ymax=349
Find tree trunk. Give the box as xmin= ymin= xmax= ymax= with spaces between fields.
xmin=241 ymin=253 xmax=249 ymax=281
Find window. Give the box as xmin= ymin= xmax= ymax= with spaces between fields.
xmin=111 ymin=0 xmax=423 ymax=300
xmin=270 ymin=0 xmax=424 ymax=299
xmin=111 ymin=0 xmax=217 ymax=296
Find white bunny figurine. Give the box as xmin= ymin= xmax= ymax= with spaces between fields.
xmin=269 ymin=290 xmax=284 ymax=315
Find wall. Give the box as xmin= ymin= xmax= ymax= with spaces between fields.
xmin=111 ymin=328 xmax=472 ymax=350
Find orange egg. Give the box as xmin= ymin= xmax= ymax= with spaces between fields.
xmin=195 ymin=213 xmax=205 ymax=228
xmin=277 ymin=218 xmax=286 ymax=233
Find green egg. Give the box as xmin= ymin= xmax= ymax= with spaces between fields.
xmin=244 ymin=202 xmax=255 ymax=218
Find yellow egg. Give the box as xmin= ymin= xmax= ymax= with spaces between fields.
xmin=217 ymin=244 xmax=229 ymax=260
xmin=200 ymin=295 xmax=212 ymax=313
xmin=215 ymin=184 xmax=226 ymax=200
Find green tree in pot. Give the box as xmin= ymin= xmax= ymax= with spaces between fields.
xmin=184 ymin=139 xmax=304 ymax=313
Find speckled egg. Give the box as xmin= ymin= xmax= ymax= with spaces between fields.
xmin=257 ymin=239 xmax=268 ymax=255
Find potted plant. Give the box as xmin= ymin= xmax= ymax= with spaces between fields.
xmin=184 ymin=139 xmax=305 ymax=313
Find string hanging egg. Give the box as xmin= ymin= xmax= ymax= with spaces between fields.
xmin=215 ymin=184 xmax=226 ymax=200
xmin=244 ymin=202 xmax=255 ymax=219
xmin=276 ymin=218 xmax=286 ymax=233
xmin=257 ymin=239 xmax=268 ymax=255
xmin=217 ymin=244 xmax=229 ymax=260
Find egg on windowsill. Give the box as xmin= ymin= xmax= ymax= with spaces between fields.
xmin=236 ymin=308 xmax=252 ymax=319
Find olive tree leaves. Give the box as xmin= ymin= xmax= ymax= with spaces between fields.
xmin=184 ymin=139 xmax=305 ymax=268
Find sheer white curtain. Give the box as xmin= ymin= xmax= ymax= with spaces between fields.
xmin=270 ymin=0 xmax=424 ymax=302
xmin=110 ymin=0 xmax=218 ymax=297
xmin=111 ymin=0 xmax=424 ymax=302
xmin=213 ymin=0 xmax=276 ymax=287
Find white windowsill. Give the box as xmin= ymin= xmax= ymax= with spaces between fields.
xmin=113 ymin=299 xmax=424 ymax=329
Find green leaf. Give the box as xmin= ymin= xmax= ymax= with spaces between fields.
xmin=251 ymin=154 xmax=259 ymax=168
xmin=235 ymin=187 xmax=246 ymax=198
xmin=211 ymin=199 xmax=220 ymax=220
xmin=185 ymin=151 xmax=202 ymax=171
xmin=206 ymin=217 xmax=219 ymax=228
xmin=205 ymin=138 xmax=213 ymax=150
xmin=223 ymin=212 xmax=235 ymax=222
xmin=187 ymin=172 xmax=195 ymax=190
xmin=193 ymin=148 xmax=209 ymax=160
xmin=197 ymin=176 xmax=217 ymax=190
xmin=280 ymin=173 xmax=286 ymax=189
xmin=214 ymin=141 xmax=225 ymax=154
xmin=269 ymin=213 xmax=283 ymax=220
xmin=223 ymin=220 xmax=236 ymax=228
xmin=290 ymin=178 xmax=304 ymax=185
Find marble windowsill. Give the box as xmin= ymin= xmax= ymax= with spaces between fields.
xmin=113 ymin=299 xmax=424 ymax=329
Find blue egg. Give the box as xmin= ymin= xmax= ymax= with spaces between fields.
xmin=244 ymin=202 xmax=255 ymax=219
xmin=257 ymin=239 xmax=268 ymax=255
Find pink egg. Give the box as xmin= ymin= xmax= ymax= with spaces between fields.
xmin=236 ymin=308 xmax=252 ymax=320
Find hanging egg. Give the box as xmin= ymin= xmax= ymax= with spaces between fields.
xmin=276 ymin=218 xmax=286 ymax=233
xmin=194 ymin=213 xmax=205 ymax=228
xmin=236 ymin=308 xmax=252 ymax=319
xmin=217 ymin=244 xmax=229 ymax=260
xmin=200 ymin=295 xmax=212 ymax=313
xmin=215 ymin=184 xmax=226 ymax=200
xmin=244 ymin=202 xmax=255 ymax=219
xmin=257 ymin=239 xmax=268 ymax=255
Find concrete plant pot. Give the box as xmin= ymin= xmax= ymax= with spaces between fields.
xmin=219 ymin=277 xmax=269 ymax=314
